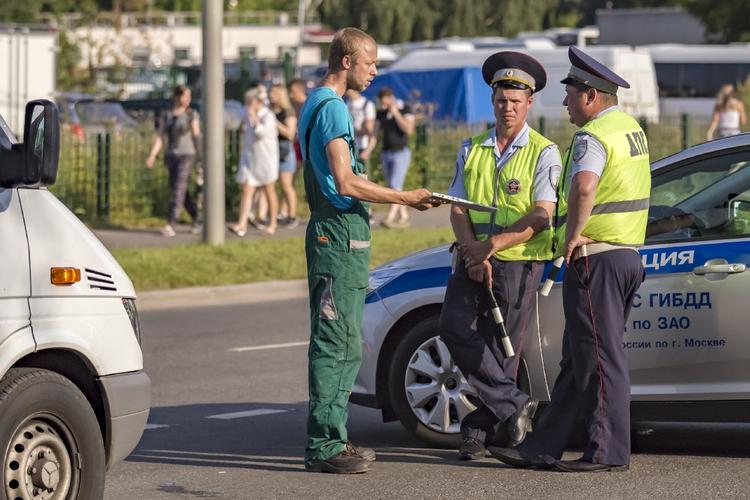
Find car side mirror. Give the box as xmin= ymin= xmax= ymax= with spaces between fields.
xmin=0 ymin=100 xmax=60 ymax=188
xmin=23 ymin=99 xmax=60 ymax=186
xmin=728 ymin=199 xmax=750 ymax=227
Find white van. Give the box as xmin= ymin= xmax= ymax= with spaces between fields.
xmin=528 ymin=46 xmax=660 ymax=123
xmin=0 ymin=100 xmax=150 ymax=498
xmin=386 ymin=45 xmax=660 ymax=124
xmin=646 ymin=43 xmax=750 ymax=118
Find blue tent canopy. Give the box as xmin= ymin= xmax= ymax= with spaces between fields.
xmin=363 ymin=67 xmax=495 ymax=124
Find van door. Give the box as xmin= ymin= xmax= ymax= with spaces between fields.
xmin=0 ymin=188 xmax=33 ymax=360
xmin=627 ymin=149 xmax=750 ymax=400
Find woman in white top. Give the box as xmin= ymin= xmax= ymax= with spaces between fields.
xmin=229 ymin=88 xmax=280 ymax=236
xmin=707 ymin=84 xmax=747 ymax=140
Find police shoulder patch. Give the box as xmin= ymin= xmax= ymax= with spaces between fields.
xmin=572 ymin=135 xmax=588 ymax=163
xmin=549 ymin=164 xmax=562 ymax=190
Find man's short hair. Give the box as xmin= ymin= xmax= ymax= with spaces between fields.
xmin=287 ymin=78 xmax=305 ymax=91
xmin=378 ymin=87 xmax=394 ymax=98
xmin=328 ymin=27 xmax=375 ymax=71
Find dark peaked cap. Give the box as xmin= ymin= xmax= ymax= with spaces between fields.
xmin=561 ymin=46 xmax=630 ymax=94
xmin=482 ymin=51 xmax=547 ymax=93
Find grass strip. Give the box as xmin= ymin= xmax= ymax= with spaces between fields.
xmin=112 ymin=227 xmax=454 ymax=291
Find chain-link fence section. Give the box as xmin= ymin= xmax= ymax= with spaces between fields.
xmin=51 ymin=115 xmax=714 ymax=227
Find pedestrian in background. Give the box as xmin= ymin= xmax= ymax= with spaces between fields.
xmin=299 ymin=27 xmax=439 ymax=474
xmin=270 ymin=83 xmax=300 ymax=228
xmin=228 ymin=88 xmax=279 ymax=237
xmin=346 ymin=88 xmax=377 ymax=167
xmin=146 ymin=84 xmax=201 ymax=237
xmin=376 ymin=87 xmax=416 ymax=228
xmin=286 ymin=78 xmax=308 ymax=218
xmin=707 ymin=83 xmax=747 ymax=140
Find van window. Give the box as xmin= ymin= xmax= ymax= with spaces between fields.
xmin=655 ymin=63 xmax=750 ymax=98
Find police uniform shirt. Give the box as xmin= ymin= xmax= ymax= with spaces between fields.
xmin=566 ymin=106 xmax=619 ymax=186
xmin=448 ymin=123 xmax=561 ymax=203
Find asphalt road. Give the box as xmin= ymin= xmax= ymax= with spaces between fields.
xmin=104 ymin=298 xmax=750 ymax=499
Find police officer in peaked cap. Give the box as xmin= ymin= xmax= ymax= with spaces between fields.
xmin=490 ymin=46 xmax=650 ymax=472
xmin=438 ymin=51 xmax=563 ymax=460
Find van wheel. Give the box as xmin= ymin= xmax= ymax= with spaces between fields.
xmin=1 ymin=368 xmax=105 ymax=500
xmin=387 ymin=315 xmax=479 ymax=447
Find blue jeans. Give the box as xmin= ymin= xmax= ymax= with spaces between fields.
xmin=381 ymin=147 xmax=411 ymax=190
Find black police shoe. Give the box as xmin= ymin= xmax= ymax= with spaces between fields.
xmin=507 ymin=398 xmax=539 ymax=447
xmin=458 ymin=437 xmax=487 ymax=461
xmin=553 ymin=458 xmax=629 ymax=473
xmin=305 ymin=449 xmax=371 ymax=474
xmin=487 ymin=446 xmax=554 ymax=469
xmin=346 ymin=440 xmax=376 ymax=462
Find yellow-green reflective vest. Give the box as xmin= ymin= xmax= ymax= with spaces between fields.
xmin=463 ymin=127 xmax=554 ymax=261
xmin=554 ymin=108 xmax=651 ymax=254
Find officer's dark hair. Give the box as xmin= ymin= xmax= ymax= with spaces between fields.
xmin=492 ymin=84 xmax=533 ymax=98
xmin=328 ymin=27 xmax=376 ymax=72
xmin=569 ymin=83 xmax=618 ymax=105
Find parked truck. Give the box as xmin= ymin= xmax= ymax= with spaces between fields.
xmin=0 ymin=26 xmax=57 ymax=135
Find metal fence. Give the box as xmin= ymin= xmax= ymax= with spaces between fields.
xmin=52 ymin=114 xmax=713 ymax=227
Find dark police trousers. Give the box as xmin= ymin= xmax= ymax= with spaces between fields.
xmin=438 ymin=257 xmax=544 ymax=444
xmin=519 ymin=249 xmax=644 ymax=466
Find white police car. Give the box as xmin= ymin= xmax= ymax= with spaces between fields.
xmin=355 ymin=133 xmax=750 ymax=446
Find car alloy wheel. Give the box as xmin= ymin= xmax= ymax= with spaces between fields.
xmin=403 ymin=335 xmax=477 ymax=434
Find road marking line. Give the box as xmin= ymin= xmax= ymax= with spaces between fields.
xmin=145 ymin=424 xmax=170 ymax=430
xmin=228 ymin=341 xmax=309 ymax=353
xmin=206 ymin=409 xmax=289 ymax=420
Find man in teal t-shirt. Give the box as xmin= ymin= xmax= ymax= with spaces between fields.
xmin=299 ymin=27 xmax=440 ymax=474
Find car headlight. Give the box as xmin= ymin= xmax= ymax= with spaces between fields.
xmin=122 ymin=298 xmax=142 ymax=345
xmin=367 ymin=266 xmax=408 ymax=294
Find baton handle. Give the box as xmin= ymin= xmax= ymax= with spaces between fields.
xmin=540 ymin=256 xmax=565 ymax=297
xmin=486 ymin=286 xmax=515 ymax=358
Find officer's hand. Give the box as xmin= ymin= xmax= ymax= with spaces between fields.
xmin=462 ymin=239 xmax=495 ymax=268
xmin=404 ymin=188 xmax=439 ymax=210
xmin=564 ymin=235 xmax=595 ymax=264
xmin=467 ymin=261 xmax=492 ymax=288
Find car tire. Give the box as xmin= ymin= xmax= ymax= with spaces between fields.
xmin=0 ymin=368 xmax=105 ymax=500
xmin=387 ymin=315 xmax=473 ymax=448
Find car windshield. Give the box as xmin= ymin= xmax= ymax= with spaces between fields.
xmin=650 ymin=159 xmax=750 ymax=207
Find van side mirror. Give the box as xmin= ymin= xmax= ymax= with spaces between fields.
xmin=0 ymin=99 xmax=60 ymax=188
xmin=23 ymin=100 xmax=60 ymax=186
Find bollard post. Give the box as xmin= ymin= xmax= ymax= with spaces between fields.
xmin=681 ymin=113 xmax=689 ymax=150
xmin=538 ymin=116 xmax=546 ymax=137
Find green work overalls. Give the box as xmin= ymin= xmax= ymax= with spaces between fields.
xmin=303 ymin=97 xmax=371 ymax=465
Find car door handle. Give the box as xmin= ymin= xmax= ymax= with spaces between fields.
xmin=693 ymin=263 xmax=746 ymax=275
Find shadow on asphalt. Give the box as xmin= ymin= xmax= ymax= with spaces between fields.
xmin=126 ymin=403 xmax=750 ymax=474
xmin=126 ymin=402 xmax=463 ymax=473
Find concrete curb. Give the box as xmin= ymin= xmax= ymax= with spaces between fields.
xmin=136 ymin=279 xmax=308 ymax=311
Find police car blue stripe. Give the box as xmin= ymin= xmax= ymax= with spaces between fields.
xmin=365 ymin=239 xmax=750 ymax=303
xmin=366 ymin=266 xmax=452 ymax=303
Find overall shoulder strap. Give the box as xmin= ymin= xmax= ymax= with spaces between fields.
xmin=304 ymin=97 xmax=338 ymax=160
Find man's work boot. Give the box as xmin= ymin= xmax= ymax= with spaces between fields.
xmin=458 ymin=436 xmax=487 ymax=461
xmin=346 ymin=440 xmax=376 ymax=462
xmin=305 ymin=449 xmax=371 ymax=474
xmin=507 ymin=398 xmax=539 ymax=447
